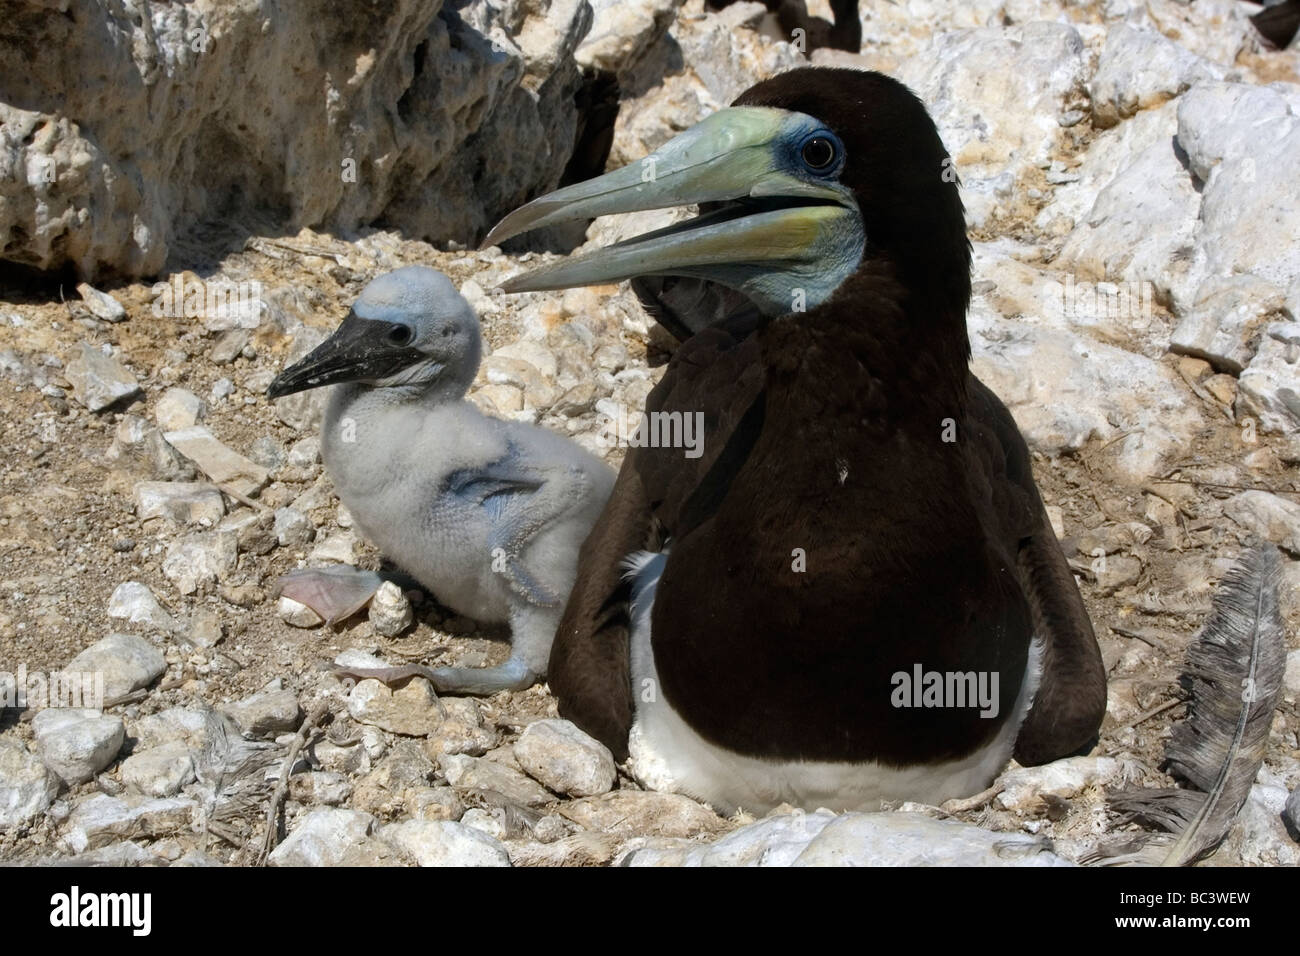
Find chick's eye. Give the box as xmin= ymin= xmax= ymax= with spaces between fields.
xmin=801 ymin=135 xmax=836 ymax=171
xmin=387 ymin=325 xmax=413 ymax=346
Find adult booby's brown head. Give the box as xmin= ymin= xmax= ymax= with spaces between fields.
xmin=485 ymin=68 xmax=1106 ymax=813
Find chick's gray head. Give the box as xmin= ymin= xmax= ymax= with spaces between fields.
xmin=268 ymin=265 xmax=483 ymax=400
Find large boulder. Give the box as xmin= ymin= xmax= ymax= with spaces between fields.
xmin=0 ymin=0 xmax=593 ymax=279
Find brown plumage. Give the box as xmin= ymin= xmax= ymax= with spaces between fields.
xmin=544 ymin=68 xmax=1104 ymax=800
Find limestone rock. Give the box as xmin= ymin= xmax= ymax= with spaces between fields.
xmin=379 ymin=819 xmax=511 ymax=867
xmin=0 ymin=737 xmax=59 ymax=828
xmin=1089 ymin=24 xmax=1224 ymax=129
xmin=32 ymin=709 xmax=125 ymax=786
xmin=119 ymin=741 xmax=196 ymax=798
xmin=514 ymin=718 xmax=616 ymax=797
xmin=64 ymin=632 xmax=166 ymax=700
xmin=439 ymin=754 xmax=555 ymax=807
xmin=1223 ymin=491 xmax=1300 ymax=555
xmin=64 ymin=344 xmax=141 ymax=412
xmin=623 ymin=810 xmax=1073 ymax=866
xmin=1 ymin=0 xmax=597 ymax=279
xmin=560 ymin=790 xmax=725 ymax=837
xmin=347 ymin=677 xmax=442 ymax=737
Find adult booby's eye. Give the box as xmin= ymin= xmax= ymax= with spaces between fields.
xmin=800 ymin=135 xmax=837 ymax=171
xmin=387 ymin=325 xmax=414 ymax=346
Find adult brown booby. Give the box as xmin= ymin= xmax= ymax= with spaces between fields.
xmin=484 ymin=68 xmax=1106 ymax=813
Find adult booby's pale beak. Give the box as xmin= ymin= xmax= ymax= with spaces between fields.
xmin=483 ymin=107 xmax=865 ymax=315
xmin=266 ymin=312 xmax=426 ymax=398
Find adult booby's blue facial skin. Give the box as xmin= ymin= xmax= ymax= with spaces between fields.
xmin=482 ymin=107 xmax=866 ymax=317
xmin=267 ymin=266 xmax=482 ymax=398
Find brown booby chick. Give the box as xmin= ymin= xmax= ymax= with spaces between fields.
xmin=267 ymin=267 xmax=615 ymax=694
xmin=483 ymin=68 xmax=1106 ymax=813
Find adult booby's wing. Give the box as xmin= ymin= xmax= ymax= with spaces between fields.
xmin=963 ymin=376 xmax=1107 ymax=764
xmin=548 ymin=314 xmax=766 ymax=759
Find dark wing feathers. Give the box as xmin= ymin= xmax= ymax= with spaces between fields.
xmin=552 ymin=325 xmax=1105 ymax=767
xmin=548 ymin=316 xmax=766 ymax=759
xmin=966 ymin=377 xmax=1107 ymax=764
xmin=547 ymin=462 xmax=651 ymax=760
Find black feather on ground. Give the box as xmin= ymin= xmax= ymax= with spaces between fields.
xmin=1097 ymin=545 xmax=1287 ymax=866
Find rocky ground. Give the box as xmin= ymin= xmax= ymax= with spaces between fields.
xmin=1 ymin=0 xmax=1299 ymax=866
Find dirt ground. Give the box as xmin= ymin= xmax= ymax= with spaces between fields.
xmin=0 ymin=225 xmax=1296 ymax=864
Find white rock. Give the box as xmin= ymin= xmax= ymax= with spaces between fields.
xmin=288 ymin=771 xmax=353 ymax=806
xmin=64 ymin=343 xmax=141 ymax=412
xmin=1222 ymin=491 xmax=1300 ymax=555
xmin=560 ymin=790 xmax=723 ymax=837
xmin=0 ymin=737 xmax=59 ymax=828
xmin=491 ymin=339 xmax=559 ymax=380
xmin=897 ymin=22 xmax=1086 ymax=229
xmin=119 ymin=741 xmax=196 ymax=798
xmin=267 ymin=808 xmax=376 ymax=866
xmin=1128 ymin=0 xmax=1252 ymax=68
xmin=379 ymin=819 xmax=511 ymax=867
xmin=61 ymin=795 xmax=195 ymax=854
xmin=162 ymin=531 xmax=239 ymax=594
xmin=994 ymin=756 xmax=1122 ymax=812
xmin=514 ymin=718 xmax=616 ymax=797
xmin=459 ymin=278 xmax=496 ymax=315
xmin=76 ymin=282 xmax=127 ymax=322
xmin=424 ymin=697 xmax=499 ymax=757
xmin=407 ymin=786 xmax=465 ymax=822
xmin=481 ymin=355 xmax=559 ymax=409
xmin=1049 ymin=103 xmax=1200 ymax=307
xmin=459 ymin=806 xmax=508 ymax=840
xmin=106 ymin=581 xmax=178 ymax=633
xmin=1176 ymin=84 xmax=1300 ymax=300
xmin=134 ymin=481 xmax=225 ymax=526
xmin=439 ymin=754 xmax=555 ymax=808
xmin=32 ymin=709 xmax=125 ymax=786
xmin=221 ymin=688 xmax=301 ymax=736
xmin=153 ymin=387 xmax=206 ymax=431
xmin=624 ymin=810 xmax=1073 ymax=866
xmin=971 ymin=315 xmax=1203 ymax=483
xmin=277 ymin=595 xmax=323 ymax=628
xmin=273 ymin=507 xmax=315 ymax=548
xmin=3 ymin=0 xmax=595 ymax=278
xmin=623 ymin=809 xmax=836 ymax=867
xmin=1228 ymin=784 xmax=1300 ymax=866
xmin=367 ymin=581 xmax=413 ymax=638
xmin=348 ymin=677 xmax=442 ymax=737
xmin=1285 ymin=649 xmax=1300 ymax=697
xmin=210 ymin=328 xmax=252 ymax=365
xmin=163 ymin=425 xmax=269 ymax=498
xmin=576 ymin=0 xmax=683 ymax=75
xmin=1171 ymin=274 xmax=1288 ymax=374
xmin=794 ymin=812 xmax=1072 ymax=866
xmin=606 ymin=5 xmax=803 ymax=166
xmin=64 ymin=632 xmax=166 ymax=699
xmin=129 ymin=707 xmax=211 ymax=751
xmin=309 ymin=531 xmax=358 ymax=565
xmin=287 ymin=436 xmax=320 ymax=467
xmin=247 ymin=435 xmax=285 ymax=472
xmin=1237 ymin=323 xmax=1300 ymax=434
xmin=1089 ymin=24 xmax=1224 ymax=129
